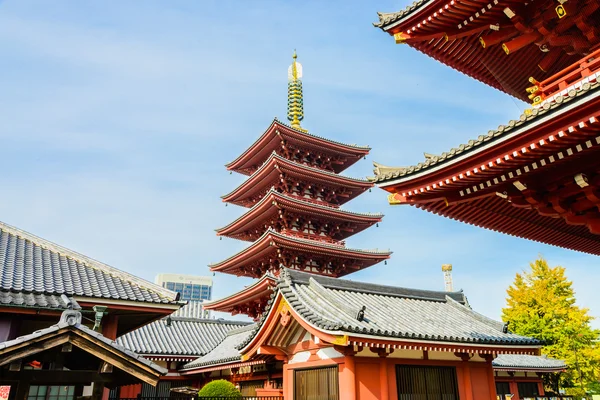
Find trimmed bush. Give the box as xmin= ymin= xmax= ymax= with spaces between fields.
xmin=198 ymin=379 xmax=241 ymax=398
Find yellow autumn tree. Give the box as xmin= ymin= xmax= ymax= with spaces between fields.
xmin=502 ymin=257 xmax=600 ymax=396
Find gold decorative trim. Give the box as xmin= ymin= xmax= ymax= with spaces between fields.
xmin=331 ymin=335 xmax=348 ymax=345
xmin=393 ymin=32 xmax=408 ymax=44
xmin=388 ymin=193 xmax=402 ymax=205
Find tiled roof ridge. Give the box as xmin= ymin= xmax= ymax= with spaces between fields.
xmin=181 ymin=324 xmax=258 ymax=370
xmin=374 ymin=0 xmax=435 ymax=28
xmin=444 ymin=296 xmax=505 ymax=332
xmin=166 ymin=316 xmax=253 ymax=325
xmin=0 ymin=221 xmax=178 ymax=302
xmin=285 ymin=268 xmax=464 ymax=303
xmin=226 ymin=323 xmax=258 ymax=336
xmin=492 ymin=354 xmax=567 ymax=369
xmin=372 ymin=80 xmax=600 ymax=183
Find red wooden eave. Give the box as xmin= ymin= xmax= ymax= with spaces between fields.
xmin=210 ymin=229 xmax=391 ymax=278
xmin=203 ymin=274 xmax=275 ymax=314
xmin=376 ymin=0 xmax=599 ymax=101
xmin=377 ymin=91 xmax=600 ymax=254
xmin=216 ymin=189 xmax=383 ymax=242
xmin=226 ymin=119 xmax=370 ymax=175
xmin=221 ymin=153 xmax=374 ymax=208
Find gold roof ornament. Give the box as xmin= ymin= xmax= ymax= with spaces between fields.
xmin=287 ymin=50 xmax=306 ymax=132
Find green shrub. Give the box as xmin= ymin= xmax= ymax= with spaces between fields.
xmin=198 ymin=379 xmax=241 ymax=398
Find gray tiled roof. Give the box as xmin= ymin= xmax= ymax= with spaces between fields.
xmin=374 ymin=0 xmax=434 ymax=28
xmin=181 ymin=324 xmax=256 ymax=370
xmin=171 ymin=301 xmax=205 ymax=319
xmin=117 ymin=314 xmax=250 ymax=357
xmin=0 ymin=291 xmax=74 ymax=310
xmin=371 ymin=80 xmax=600 ymax=184
xmin=239 ymin=269 xmax=540 ymax=349
xmin=493 ymin=354 xmax=566 ymax=370
xmin=0 ymin=309 xmax=166 ymax=375
xmin=0 ymin=221 xmax=179 ymax=306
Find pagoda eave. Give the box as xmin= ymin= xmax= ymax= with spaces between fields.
xmin=203 ymin=274 xmax=275 ymax=318
xmin=376 ymin=83 xmax=600 ymax=194
xmin=375 ymin=0 xmax=600 ymax=102
xmin=210 ymin=230 xmax=390 ymax=278
xmin=216 ymin=190 xmax=383 ymax=242
xmin=222 ymin=153 xmax=374 ymax=208
xmin=377 ymin=89 xmax=600 ymax=253
xmin=226 ymin=119 xmax=370 ymax=175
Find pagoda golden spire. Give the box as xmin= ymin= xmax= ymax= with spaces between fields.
xmin=287 ymin=50 xmax=306 ymax=132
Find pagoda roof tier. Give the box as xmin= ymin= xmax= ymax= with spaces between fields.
xmin=222 ymin=153 xmax=374 ymax=208
xmin=372 ymin=80 xmax=600 ymax=254
xmin=216 ymin=189 xmax=383 ymax=243
xmin=202 ymin=274 xmax=276 ymax=319
xmin=210 ymin=229 xmax=391 ymax=278
xmin=226 ymin=119 xmax=370 ymax=175
xmin=374 ymin=0 xmax=600 ymax=102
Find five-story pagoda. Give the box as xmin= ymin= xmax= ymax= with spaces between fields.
xmin=204 ymin=52 xmax=391 ymax=319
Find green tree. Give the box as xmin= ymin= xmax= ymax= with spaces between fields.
xmin=502 ymin=256 xmax=600 ymax=396
xmin=198 ymin=379 xmax=241 ymax=398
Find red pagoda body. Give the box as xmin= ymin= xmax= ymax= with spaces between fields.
xmin=205 ymin=53 xmax=391 ymax=319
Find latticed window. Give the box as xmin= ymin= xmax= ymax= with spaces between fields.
xmin=396 ymin=365 xmax=459 ymax=400
xmin=294 ymin=366 xmax=339 ymax=400
xmin=27 ymin=386 xmax=75 ymax=400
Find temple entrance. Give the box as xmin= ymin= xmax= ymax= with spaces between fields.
xmin=395 ymin=365 xmax=459 ymax=400
xmin=293 ymin=366 xmax=339 ymax=400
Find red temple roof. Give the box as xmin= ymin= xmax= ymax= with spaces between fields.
xmin=216 ymin=189 xmax=383 ymax=243
xmin=226 ymin=119 xmax=370 ymax=175
xmin=374 ymin=0 xmax=600 ymax=102
xmin=202 ymin=274 xmax=275 ymax=319
xmin=222 ymin=153 xmax=374 ymax=208
xmin=210 ymin=229 xmax=391 ymax=278
xmin=373 ymin=80 xmax=600 ymax=254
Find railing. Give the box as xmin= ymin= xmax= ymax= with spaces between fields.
xmin=529 ymin=47 xmax=600 ymax=105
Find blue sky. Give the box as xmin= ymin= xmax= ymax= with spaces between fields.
xmin=1 ymin=0 xmax=599 ymax=326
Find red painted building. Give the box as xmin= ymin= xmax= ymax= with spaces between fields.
xmin=370 ymin=0 xmax=600 ymax=254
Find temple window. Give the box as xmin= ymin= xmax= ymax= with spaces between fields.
xmin=294 ymin=366 xmax=339 ymax=400
xmin=395 ymin=365 xmax=459 ymax=399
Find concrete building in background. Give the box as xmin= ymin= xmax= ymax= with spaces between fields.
xmin=155 ymin=273 xmax=213 ymax=318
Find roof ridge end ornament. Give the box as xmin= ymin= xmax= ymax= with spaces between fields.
xmin=372 ymin=161 xmax=407 ymax=176
xmin=423 ymin=152 xmax=439 ymax=161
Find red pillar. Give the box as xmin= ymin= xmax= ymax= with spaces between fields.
xmin=102 ymin=315 xmax=119 ymax=339
xmin=379 ymin=354 xmax=389 ymax=400
xmin=101 ymin=314 xmax=119 ymax=400
xmin=462 ymin=362 xmax=473 ymax=400
xmin=343 ymin=353 xmax=356 ymax=400
xmin=509 ymin=380 xmax=520 ymax=400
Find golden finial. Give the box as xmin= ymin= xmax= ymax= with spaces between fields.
xmin=287 ymin=50 xmax=306 ymax=132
